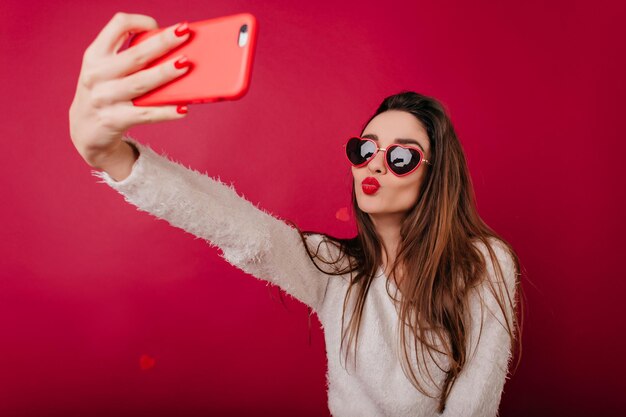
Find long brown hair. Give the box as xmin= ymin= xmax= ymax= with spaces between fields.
xmin=275 ymin=91 xmax=523 ymax=413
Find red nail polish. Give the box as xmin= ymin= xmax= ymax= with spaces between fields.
xmin=174 ymin=22 xmax=189 ymax=37
xmin=176 ymin=105 xmax=188 ymax=114
xmin=174 ymin=57 xmax=191 ymax=69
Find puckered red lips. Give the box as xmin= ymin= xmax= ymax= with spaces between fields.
xmin=362 ymin=177 xmax=380 ymax=195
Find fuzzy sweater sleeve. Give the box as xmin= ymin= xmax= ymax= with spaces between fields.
xmin=441 ymin=239 xmax=519 ymax=417
xmin=90 ymin=135 xmax=331 ymax=312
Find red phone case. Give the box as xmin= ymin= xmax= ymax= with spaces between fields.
xmin=129 ymin=13 xmax=258 ymax=106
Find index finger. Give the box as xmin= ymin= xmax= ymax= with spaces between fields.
xmin=89 ymin=12 xmax=159 ymax=57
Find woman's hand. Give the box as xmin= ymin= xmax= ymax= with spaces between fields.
xmin=69 ymin=12 xmax=192 ymax=168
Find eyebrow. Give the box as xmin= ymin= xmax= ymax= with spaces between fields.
xmin=361 ymin=133 xmax=426 ymax=153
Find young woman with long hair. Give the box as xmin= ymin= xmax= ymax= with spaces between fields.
xmin=70 ymin=13 xmax=523 ymax=417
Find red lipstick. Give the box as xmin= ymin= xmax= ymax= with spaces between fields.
xmin=362 ymin=177 xmax=380 ymax=195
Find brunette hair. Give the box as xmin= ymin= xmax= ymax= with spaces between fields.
xmin=277 ymin=91 xmax=523 ymax=413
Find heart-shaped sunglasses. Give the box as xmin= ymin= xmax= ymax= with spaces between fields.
xmin=344 ymin=136 xmax=431 ymax=177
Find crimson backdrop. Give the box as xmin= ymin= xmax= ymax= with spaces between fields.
xmin=1 ymin=0 xmax=624 ymax=416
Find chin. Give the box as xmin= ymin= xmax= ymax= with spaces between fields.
xmin=356 ymin=200 xmax=383 ymax=214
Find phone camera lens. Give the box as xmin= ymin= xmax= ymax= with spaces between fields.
xmin=238 ymin=24 xmax=249 ymax=47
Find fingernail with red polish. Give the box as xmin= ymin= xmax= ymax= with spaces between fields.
xmin=175 ymin=22 xmax=190 ymax=37
xmin=176 ymin=105 xmax=188 ymax=114
xmin=174 ymin=56 xmax=191 ymax=69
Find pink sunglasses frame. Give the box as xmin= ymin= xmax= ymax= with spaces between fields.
xmin=343 ymin=136 xmax=432 ymax=177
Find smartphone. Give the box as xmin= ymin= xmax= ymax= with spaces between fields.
xmin=128 ymin=13 xmax=258 ymax=106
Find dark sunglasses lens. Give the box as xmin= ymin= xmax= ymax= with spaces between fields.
xmin=346 ymin=138 xmax=377 ymax=165
xmin=387 ymin=146 xmax=421 ymax=175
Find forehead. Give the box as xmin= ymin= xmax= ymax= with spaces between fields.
xmin=362 ymin=110 xmax=430 ymax=153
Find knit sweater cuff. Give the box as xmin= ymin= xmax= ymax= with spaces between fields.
xmin=89 ymin=134 xmax=152 ymax=191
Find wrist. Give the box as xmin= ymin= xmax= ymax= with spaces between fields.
xmin=87 ymin=141 xmax=136 ymax=169
xmin=125 ymin=140 xmax=140 ymax=161
xmin=89 ymin=141 xmax=138 ymax=182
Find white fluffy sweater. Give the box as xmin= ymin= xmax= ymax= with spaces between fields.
xmin=91 ymin=136 xmax=517 ymax=417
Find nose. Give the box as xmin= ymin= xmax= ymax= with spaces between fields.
xmin=367 ymin=148 xmax=387 ymax=174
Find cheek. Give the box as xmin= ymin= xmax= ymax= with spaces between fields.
xmin=351 ymin=168 xmax=360 ymax=192
xmin=351 ymin=167 xmax=365 ymax=185
xmin=389 ymin=175 xmax=424 ymax=205
xmin=398 ymin=181 xmax=420 ymax=201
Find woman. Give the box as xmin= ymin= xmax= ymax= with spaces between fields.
xmin=70 ymin=13 xmax=522 ymax=417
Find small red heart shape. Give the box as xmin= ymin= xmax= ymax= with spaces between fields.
xmin=139 ymin=354 xmax=156 ymax=371
xmin=336 ymin=207 xmax=350 ymax=222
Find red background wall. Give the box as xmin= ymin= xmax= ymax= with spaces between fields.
xmin=1 ymin=0 xmax=624 ymax=416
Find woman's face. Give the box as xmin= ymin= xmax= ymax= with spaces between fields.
xmin=352 ymin=110 xmax=432 ymax=219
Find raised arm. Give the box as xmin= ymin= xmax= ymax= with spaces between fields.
xmin=441 ymin=239 xmax=519 ymax=417
xmin=91 ymin=135 xmax=332 ymax=312
xmin=68 ymin=13 xmax=334 ymax=313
